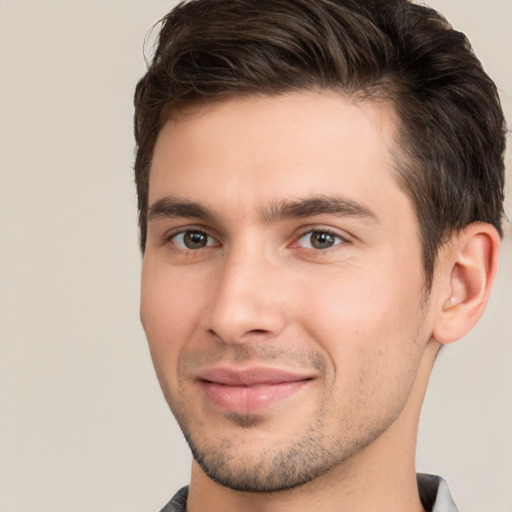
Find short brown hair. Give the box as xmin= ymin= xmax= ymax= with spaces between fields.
xmin=134 ymin=0 xmax=506 ymax=285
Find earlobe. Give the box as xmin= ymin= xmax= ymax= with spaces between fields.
xmin=432 ymin=223 xmax=500 ymax=344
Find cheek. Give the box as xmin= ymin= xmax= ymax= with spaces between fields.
xmin=296 ymin=266 xmax=425 ymax=376
xmin=140 ymin=258 xmax=205 ymax=361
xmin=299 ymin=276 xmax=426 ymax=426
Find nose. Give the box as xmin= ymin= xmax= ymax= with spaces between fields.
xmin=202 ymin=246 xmax=288 ymax=344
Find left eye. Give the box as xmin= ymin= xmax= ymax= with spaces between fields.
xmin=297 ymin=230 xmax=344 ymax=250
xmin=171 ymin=230 xmax=217 ymax=250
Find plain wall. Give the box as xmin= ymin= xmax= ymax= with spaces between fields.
xmin=0 ymin=1 xmax=510 ymax=511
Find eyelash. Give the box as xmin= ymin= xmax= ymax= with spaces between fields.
xmin=164 ymin=227 xmax=348 ymax=253
xmin=294 ymin=229 xmax=346 ymax=251
xmin=166 ymin=229 xmax=218 ymax=251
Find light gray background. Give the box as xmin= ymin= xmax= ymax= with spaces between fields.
xmin=0 ymin=1 xmax=510 ymax=511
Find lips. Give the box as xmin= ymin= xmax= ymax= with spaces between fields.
xmin=197 ymin=367 xmax=314 ymax=415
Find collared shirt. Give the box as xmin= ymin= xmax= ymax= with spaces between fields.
xmin=159 ymin=473 xmax=458 ymax=512
xmin=417 ymin=474 xmax=459 ymax=512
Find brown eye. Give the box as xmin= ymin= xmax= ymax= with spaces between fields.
xmin=297 ymin=230 xmax=343 ymax=250
xmin=172 ymin=230 xmax=216 ymax=250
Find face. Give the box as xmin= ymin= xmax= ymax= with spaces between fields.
xmin=141 ymin=92 xmax=434 ymax=492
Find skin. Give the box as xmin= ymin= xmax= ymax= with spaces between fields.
xmin=140 ymin=92 xmax=499 ymax=512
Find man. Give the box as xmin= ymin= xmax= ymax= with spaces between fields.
xmin=133 ymin=0 xmax=506 ymax=511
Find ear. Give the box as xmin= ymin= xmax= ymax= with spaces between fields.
xmin=432 ymin=223 xmax=501 ymax=345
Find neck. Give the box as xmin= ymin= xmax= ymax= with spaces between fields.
xmin=187 ymin=340 xmax=439 ymax=512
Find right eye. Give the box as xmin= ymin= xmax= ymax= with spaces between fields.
xmin=170 ymin=230 xmax=218 ymax=250
xmin=296 ymin=230 xmax=345 ymax=250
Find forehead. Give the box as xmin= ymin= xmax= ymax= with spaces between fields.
xmin=148 ymin=92 xmax=406 ymax=222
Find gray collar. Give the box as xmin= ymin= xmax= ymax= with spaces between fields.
xmin=160 ymin=474 xmax=458 ymax=512
xmin=417 ymin=473 xmax=459 ymax=512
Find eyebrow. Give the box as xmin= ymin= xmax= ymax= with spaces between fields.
xmin=147 ymin=194 xmax=378 ymax=224
xmin=261 ymin=195 xmax=379 ymax=224
xmin=147 ymin=196 xmax=214 ymax=221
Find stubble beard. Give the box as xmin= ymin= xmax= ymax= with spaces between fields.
xmin=168 ymin=393 xmax=396 ymax=493
xmin=155 ymin=340 xmax=422 ymax=494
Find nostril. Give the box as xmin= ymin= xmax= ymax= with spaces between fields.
xmin=206 ymin=327 xmax=271 ymax=343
